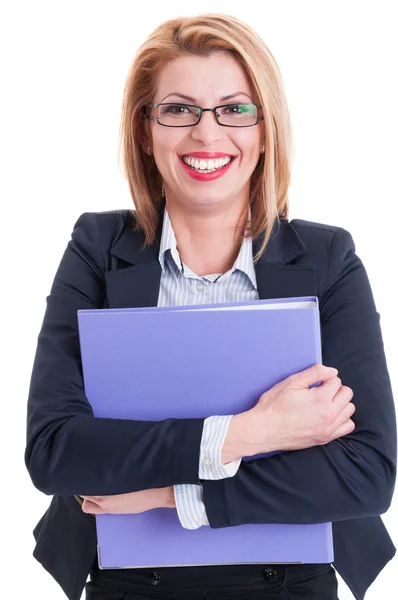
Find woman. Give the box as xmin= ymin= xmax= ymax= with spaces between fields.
xmin=25 ymin=13 xmax=396 ymax=600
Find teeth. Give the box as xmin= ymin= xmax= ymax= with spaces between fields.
xmin=182 ymin=156 xmax=232 ymax=172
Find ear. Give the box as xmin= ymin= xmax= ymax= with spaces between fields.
xmin=137 ymin=108 xmax=153 ymax=155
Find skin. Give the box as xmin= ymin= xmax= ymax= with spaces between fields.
xmin=82 ymin=51 xmax=264 ymax=516
xmin=143 ymin=51 xmax=264 ymax=275
xmin=81 ymin=488 xmax=176 ymax=515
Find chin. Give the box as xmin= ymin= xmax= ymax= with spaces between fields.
xmin=188 ymin=194 xmax=227 ymax=205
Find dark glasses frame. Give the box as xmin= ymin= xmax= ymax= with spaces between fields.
xmin=143 ymin=102 xmax=264 ymax=128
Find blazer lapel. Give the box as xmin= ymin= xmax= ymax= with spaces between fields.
xmin=253 ymin=221 xmax=317 ymax=300
xmin=104 ymin=204 xmax=165 ymax=309
xmin=105 ymin=202 xmax=317 ymax=308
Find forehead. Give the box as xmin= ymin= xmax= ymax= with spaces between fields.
xmin=154 ymin=52 xmax=255 ymax=102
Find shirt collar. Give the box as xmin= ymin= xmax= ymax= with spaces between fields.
xmin=158 ymin=205 xmax=257 ymax=288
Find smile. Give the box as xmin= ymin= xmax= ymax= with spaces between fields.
xmin=179 ymin=155 xmax=235 ymax=181
xmin=182 ymin=155 xmax=232 ymax=173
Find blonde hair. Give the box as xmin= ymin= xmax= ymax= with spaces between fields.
xmin=118 ymin=13 xmax=294 ymax=263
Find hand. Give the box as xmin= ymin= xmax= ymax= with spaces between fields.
xmin=81 ymin=486 xmax=176 ymax=515
xmin=238 ymin=364 xmax=355 ymax=456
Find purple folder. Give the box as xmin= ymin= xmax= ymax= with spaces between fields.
xmin=77 ymin=296 xmax=333 ymax=569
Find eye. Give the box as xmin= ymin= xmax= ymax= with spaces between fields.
xmin=163 ymin=104 xmax=195 ymax=114
xmin=220 ymin=104 xmax=256 ymax=115
xmin=221 ymin=104 xmax=242 ymax=114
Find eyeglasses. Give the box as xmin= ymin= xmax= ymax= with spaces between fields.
xmin=143 ymin=102 xmax=263 ymax=128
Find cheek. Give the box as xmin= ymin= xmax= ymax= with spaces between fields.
xmin=153 ymin=130 xmax=185 ymax=157
xmin=233 ymin=133 xmax=261 ymax=162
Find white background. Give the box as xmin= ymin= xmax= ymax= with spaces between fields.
xmin=2 ymin=1 xmax=397 ymax=598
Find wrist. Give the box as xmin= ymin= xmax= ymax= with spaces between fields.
xmin=221 ymin=413 xmax=248 ymax=463
xmin=221 ymin=410 xmax=276 ymax=462
xmin=164 ymin=486 xmax=176 ymax=508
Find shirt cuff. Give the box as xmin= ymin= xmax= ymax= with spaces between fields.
xmin=199 ymin=415 xmax=242 ymax=479
xmin=174 ymin=484 xmax=209 ymax=529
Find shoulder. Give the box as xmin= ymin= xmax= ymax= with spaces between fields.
xmin=68 ymin=209 xmax=135 ymax=273
xmin=290 ymin=217 xmax=354 ymax=246
xmin=290 ymin=217 xmax=356 ymax=262
xmin=289 ymin=218 xmax=359 ymax=295
xmin=71 ymin=208 xmax=135 ymax=245
xmin=88 ymin=208 xmax=134 ymax=233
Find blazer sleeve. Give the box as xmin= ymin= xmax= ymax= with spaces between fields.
xmin=24 ymin=212 xmax=205 ymax=496
xmin=202 ymin=228 xmax=397 ymax=527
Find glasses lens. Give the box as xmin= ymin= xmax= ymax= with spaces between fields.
xmin=158 ymin=104 xmax=200 ymax=126
xmin=217 ymin=104 xmax=258 ymax=126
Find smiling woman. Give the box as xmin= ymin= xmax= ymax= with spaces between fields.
xmin=25 ymin=11 xmax=396 ymax=600
xmin=119 ymin=14 xmax=293 ymax=273
xmin=138 ymin=50 xmax=265 ymax=273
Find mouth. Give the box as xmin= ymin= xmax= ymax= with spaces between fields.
xmin=179 ymin=154 xmax=236 ymax=174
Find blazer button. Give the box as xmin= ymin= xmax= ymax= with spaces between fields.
xmin=149 ymin=571 xmax=161 ymax=586
xmin=262 ymin=567 xmax=279 ymax=583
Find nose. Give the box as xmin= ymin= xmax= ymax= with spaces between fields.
xmin=189 ymin=109 xmax=224 ymax=146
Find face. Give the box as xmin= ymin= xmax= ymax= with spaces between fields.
xmin=143 ymin=52 xmax=263 ymax=212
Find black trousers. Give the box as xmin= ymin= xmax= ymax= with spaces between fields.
xmin=86 ymin=563 xmax=339 ymax=599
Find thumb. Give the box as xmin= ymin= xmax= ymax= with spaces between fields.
xmin=82 ymin=499 xmax=102 ymax=515
xmin=295 ymin=363 xmax=338 ymax=388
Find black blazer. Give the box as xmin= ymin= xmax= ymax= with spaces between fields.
xmin=25 ymin=201 xmax=397 ymax=600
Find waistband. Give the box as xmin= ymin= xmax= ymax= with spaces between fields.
xmin=89 ymin=563 xmax=334 ymax=597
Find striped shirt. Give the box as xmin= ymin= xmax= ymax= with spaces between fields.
xmin=157 ymin=206 xmax=260 ymax=529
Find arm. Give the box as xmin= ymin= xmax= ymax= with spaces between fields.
xmin=174 ymin=415 xmax=241 ymax=529
xmin=25 ymin=212 xmax=205 ymax=496
xmin=202 ymin=229 xmax=397 ymax=527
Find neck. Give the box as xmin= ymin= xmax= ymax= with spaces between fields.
xmin=165 ymin=196 xmax=249 ymax=276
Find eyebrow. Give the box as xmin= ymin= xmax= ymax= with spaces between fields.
xmin=160 ymin=92 xmax=253 ymax=103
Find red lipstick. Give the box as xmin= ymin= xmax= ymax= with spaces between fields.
xmin=179 ymin=155 xmax=235 ymax=182
xmin=180 ymin=152 xmax=235 ymax=159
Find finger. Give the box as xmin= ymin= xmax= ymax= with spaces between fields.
xmin=294 ymin=364 xmax=338 ymax=388
xmin=331 ymin=385 xmax=354 ymax=411
xmin=82 ymin=499 xmax=104 ymax=515
xmin=334 ymin=400 xmax=356 ymax=424
xmin=312 ymin=375 xmax=342 ymax=399
xmin=330 ymin=417 xmax=355 ymax=440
